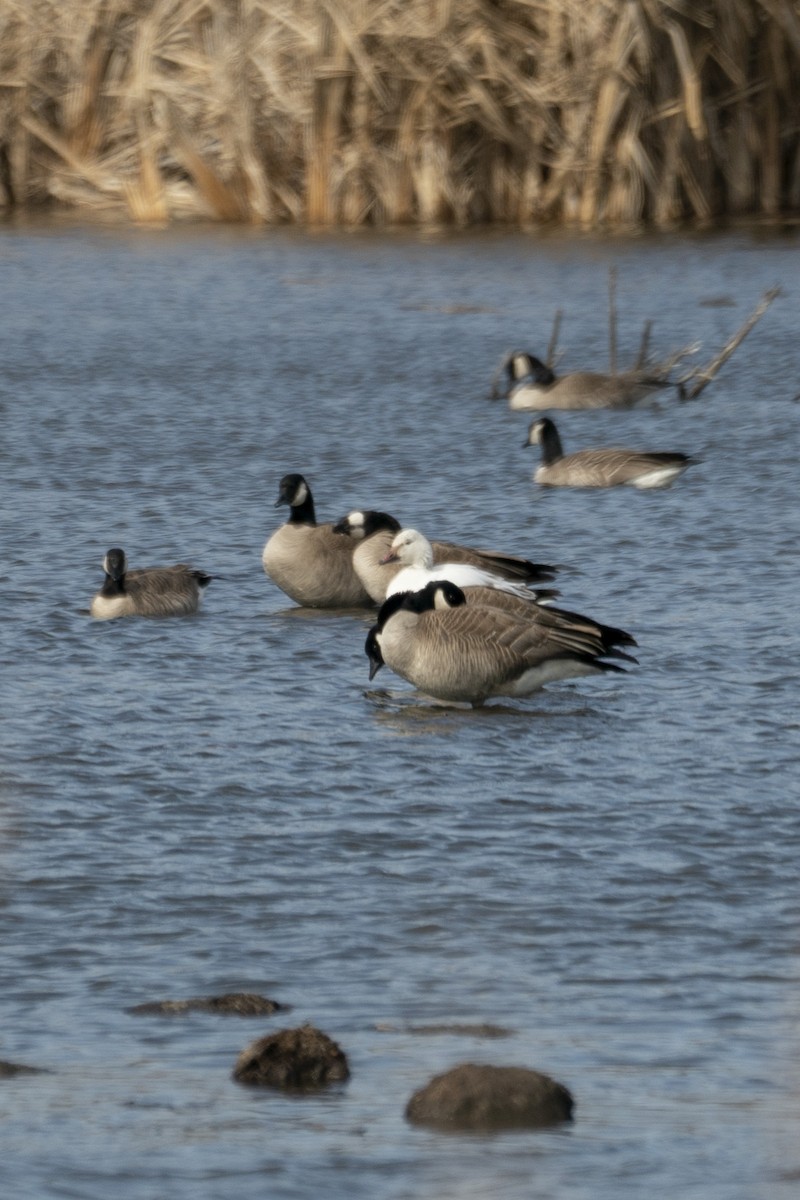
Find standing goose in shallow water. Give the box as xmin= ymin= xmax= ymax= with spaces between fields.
xmin=382 ymin=529 xmax=550 ymax=602
xmin=498 ymin=351 xmax=670 ymax=411
xmin=90 ymin=549 xmax=213 ymax=619
xmin=262 ymin=473 xmax=372 ymax=608
xmin=332 ymin=509 xmax=557 ymax=604
xmin=365 ymin=581 xmax=634 ymax=707
xmin=524 ymin=417 xmax=695 ymax=489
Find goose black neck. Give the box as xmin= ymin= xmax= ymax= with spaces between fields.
xmin=529 ymin=357 xmax=556 ymax=386
xmin=101 ymin=573 xmax=126 ymax=596
xmin=538 ymin=420 xmax=564 ymax=464
xmin=375 ymin=590 xmax=409 ymax=629
xmin=288 ymin=491 xmax=316 ymax=525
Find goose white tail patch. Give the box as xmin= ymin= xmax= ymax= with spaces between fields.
xmin=630 ymin=465 xmax=686 ymax=488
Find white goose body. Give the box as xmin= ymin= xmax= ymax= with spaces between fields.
xmin=262 ymin=475 xmax=372 ymax=608
xmin=503 ymin=352 xmax=669 ymax=412
xmin=333 ymin=510 xmax=556 ymax=604
xmin=366 ymin=582 xmax=632 ymax=707
xmin=90 ymin=549 xmax=212 ymax=619
xmin=525 ymin=418 xmax=695 ymax=489
xmin=383 ymin=529 xmax=542 ymax=602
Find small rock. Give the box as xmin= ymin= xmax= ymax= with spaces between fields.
xmin=374 ymin=1022 xmax=512 ymax=1039
xmin=408 ymin=1023 xmax=512 ymax=1039
xmin=405 ymin=1062 xmax=574 ymax=1131
xmin=0 ymin=1060 xmax=48 ymax=1077
xmin=128 ymin=992 xmax=286 ymax=1017
xmin=233 ymin=1024 xmax=350 ymax=1090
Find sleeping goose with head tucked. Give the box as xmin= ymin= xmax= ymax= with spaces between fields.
xmin=499 ymin=351 xmax=670 ymax=411
xmin=381 ymin=528 xmax=552 ymax=602
xmin=333 ymin=509 xmax=557 ymax=604
xmin=262 ymin=474 xmax=372 ymax=608
xmin=90 ymin=548 xmax=213 ymax=619
xmin=525 ymin=417 xmax=695 ymax=488
xmin=365 ymin=580 xmax=633 ymax=707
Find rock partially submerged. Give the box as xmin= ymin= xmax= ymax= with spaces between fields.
xmin=375 ymin=1022 xmax=512 ymax=1039
xmin=233 ymin=1024 xmax=350 ymax=1091
xmin=128 ymin=992 xmax=286 ymax=1017
xmin=0 ymin=1060 xmax=49 ymax=1077
xmin=405 ymin=1062 xmax=574 ymax=1131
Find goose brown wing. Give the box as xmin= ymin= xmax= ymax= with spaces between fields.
xmin=126 ymin=566 xmax=198 ymax=593
xmin=421 ymin=606 xmax=606 ymax=684
xmin=431 ymin=540 xmax=556 ymax=583
xmin=461 ymin=586 xmax=636 ymax=659
xmin=123 ymin=567 xmax=201 ymax=616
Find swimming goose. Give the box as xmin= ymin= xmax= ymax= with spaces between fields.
xmin=90 ymin=548 xmax=213 ymax=619
xmin=382 ymin=529 xmax=549 ymax=602
xmin=333 ymin=509 xmax=557 ymax=604
xmin=501 ymin=351 xmax=670 ymax=411
xmin=365 ymin=581 xmax=632 ymax=706
xmin=262 ymin=474 xmax=372 ymax=608
xmin=525 ymin=417 xmax=695 ymax=489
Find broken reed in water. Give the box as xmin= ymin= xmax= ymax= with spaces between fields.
xmin=1 ymin=0 xmax=799 ymax=228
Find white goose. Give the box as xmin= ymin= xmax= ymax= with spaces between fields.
xmin=333 ymin=509 xmax=557 ymax=604
xmin=382 ymin=529 xmax=542 ymax=602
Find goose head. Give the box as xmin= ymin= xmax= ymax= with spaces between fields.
xmin=523 ymin=417 xmax=563 ymax=460
xmin=509 ymin=352 xmax=555 ymax=386
xmin=333 ymin=510 xmax=402 ymax=540
xmin=508 ymin=351 xmax=536 ymax=381
xmin=380 ymin=528 xmax=434 ymax=568
xmin=102 ymin=547 xmax=127 ymax=581
xmin=275 ymin=473 xmax=310 ymax=509
xmin=364 ymin=627 xmax=385 ymax=680
xmin=524 ymin=417 xmax=558 ymax=445
xmin=404 ymin=579 xmax=467 ymax=613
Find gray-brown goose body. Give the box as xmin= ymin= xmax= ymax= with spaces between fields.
xmin=501 ymin=352 xmax=670 ymax=412
xmin=90 ymin=548 xmax=213 ymax=619
xmin=525 ymin=417 xmax=695 ymax=489
xmin=262 ymin=474 xmax=372 ymax=608
xmin=457 ymin=586 xmax=636 ymax=662
xmin=333 ymin=510 xmax=557 ymax=604
xmin=365 ymin=581 xmax=633 ymax=707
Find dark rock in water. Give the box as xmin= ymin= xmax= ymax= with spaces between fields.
xmin=374 ymin=1021 xmax=512 ymax=1039
xmin=405 ymin=1062 xmax=574 ymax=1131
xmin=408 ymin=1023 xmax=512 ymax=1039
xmin=128 ymin=992 xmax=286 ymax=1017
xmin=233 ymin=1024 xmax=350 ymax=1090
xmin=203 ymin=994 xmax=286 ymax=1016
xmin=0 ymin=1060 xmax=48 ymax=1077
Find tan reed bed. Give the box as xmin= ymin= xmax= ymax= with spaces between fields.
xmin=1 ymin=0 xmax=799 ymax=227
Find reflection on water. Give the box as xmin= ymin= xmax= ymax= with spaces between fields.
xmin=1 ymin=223 xmax=799 ymax=1200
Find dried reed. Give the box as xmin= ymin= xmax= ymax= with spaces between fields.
xmin=1 ymin=0 xmax=799 ymax=227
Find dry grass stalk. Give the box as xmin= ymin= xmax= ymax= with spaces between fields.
xmin=2 ymin=0 xmax=800 ymax=227
xmin=678 ymin=286 xmax=782 ymax=400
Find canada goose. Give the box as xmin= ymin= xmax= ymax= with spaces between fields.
xmin=500 ymin=351 xmax=670 ymax=411
xmin=333 ymin=510 xmax=557 ymax=603
xmin=90 ymin=548 xmax=213 ymax=619
xmin=365 ymin=581 xmax=633 ymax=706
xmin=525 ymin=417 xmax=695 ymax=488
xmin=262 ymin=474 xmax=372 ymax=608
